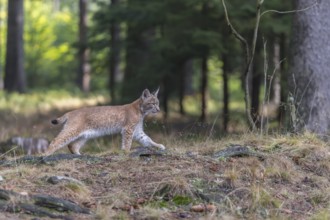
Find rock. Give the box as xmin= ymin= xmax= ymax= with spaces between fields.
xmin=129 ymin=146 xmax=166 ymax=157
xmin=186 ymin=151 xmax=198 ymax=158
xmin=177 ymin=212 xmax=191 ymax=218
xmin=190 ymin=204 xmax=216 ymax=212
xmin=47 ymin=176 xmax=84 ymax=185
xmin=213 ymin=144 xmax=265 ymax=160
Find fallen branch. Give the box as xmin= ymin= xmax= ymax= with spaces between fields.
xmin=0 ymin=189 xmax=92 ymax=219
xmin=32 ymin=194 xmax=91 ymax=214
xmin=0 ymin=153 xmax=104 ymax=167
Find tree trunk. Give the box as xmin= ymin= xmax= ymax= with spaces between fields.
xmin=179 ymin=59 xmax=194 ymax=116
xmin=278 ymin=33 xmax=287 ymax=129
xmin=4 ymin=0 xmax=26 ymax=93
xmin=271 ymin=39 xmax=281 ymax=106
xmin=184 ymin=59 xmax=194 ymax=95
xmin=251 ymin=62 xmax=261 ymax=128
xmin=179 ymin=62 xmax=185 ymax=115
xmin=109 ymin=0 xmax=121 ymax=103
xmin=200 ymin=57 xmax=208 ymax=122
xmin=53 ymin=0 xmax=60 ymax=12
xmin=222 ymin=55 xmax=229 ymax=132
xmin=0 ymin=1 xmax=3 ymax=90
xmin=77 ymin=0 xmax=90 ymax=93
xmin=162 ymin=76 xmax=169 ymax=119
xmin=290 ymin=0 xmax=330 ymax=135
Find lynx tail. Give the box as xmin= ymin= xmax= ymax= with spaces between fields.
xmin=51 ymin=116 xmax=67 ymax=125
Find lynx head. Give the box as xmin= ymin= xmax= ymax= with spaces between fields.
xmin=140 ymin=88 xmax=160 ymax=115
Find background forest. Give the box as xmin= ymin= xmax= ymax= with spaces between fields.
xmin=0 ymin=0 xmax=301 ymax=134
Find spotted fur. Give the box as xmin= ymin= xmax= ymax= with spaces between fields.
xmin=44 ymin=88 xmax=165 ymax=155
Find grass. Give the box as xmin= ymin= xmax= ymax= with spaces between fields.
xmin=0 ymin=90 xmax=329 ymax=219
xmin=1 ymin=134 xmax=329 ymax=219
xmin=0 ymin=89 xmax=108 ymax=115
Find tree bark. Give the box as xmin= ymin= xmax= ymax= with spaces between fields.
xmin=184 ymin=59 xmax=194 ymax=95
xmin=53 ymin=0 xmax=60 ymax=12
xmin=162 ymin=76 xmax=169 ymax=119
xmin=0 ymin=189 xmax=91 ymax=218
xmin=290 ymin=0 xmax=330 ymax=135
xmin=278 ymin=33 xmax=287 ymax=128
xmin=179 ymin=62 xmax=186 ymax=115
xmin=77 ymin=0 xmax=90 ymax=93
xmin=109 ymin=0 xmax=121 ymax=103
xmin=222 ymin=55 xmax=229 ymax=132
xmin=0 ymin=1 xmax=2 ymax=90
xmin=271 ymin=39 xmax=281 ymax=106
xmin=4 ymin=0 xmax=26 ymax=93
xmin=200 ymin=57 xmax=208 ymax=122
xmin=251 ymin=63 xmax=261 ymax=127
xmin=179 ymin=59 xmax=194 ymax=115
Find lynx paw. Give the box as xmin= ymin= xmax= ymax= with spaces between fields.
xmin=158 ymin=144 xmax=166 ymax=150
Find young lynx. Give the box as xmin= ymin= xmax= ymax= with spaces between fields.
xmin=44 ymin=88 xmax=165 ymax=156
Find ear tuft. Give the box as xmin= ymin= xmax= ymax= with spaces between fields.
xmin=141 ymin=89 xmax=151 ymax=100
xmin=153 ymin=87 xmax=160 ymax=97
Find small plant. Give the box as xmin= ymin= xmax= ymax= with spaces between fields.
xmin=172 ymin=195 xmax=193 ymax=206
xmin=310 ymin=190 xmax=329 ymax=206
xmin=61 ymin=182 xmax=90 ymax=201
xmin=223 ymin=166 xmax=239 ymax=188
xmin=310 ymin=209 xmax=330 ymax=220
xmin=250 ymin=186 xmax=280 ymax=212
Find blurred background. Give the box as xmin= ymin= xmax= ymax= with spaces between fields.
xmin=0 ymin=0 xmax=294 ymax=136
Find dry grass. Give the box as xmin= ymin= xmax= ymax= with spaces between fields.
xmin=0 ymin=132 xmax=329 ymax=219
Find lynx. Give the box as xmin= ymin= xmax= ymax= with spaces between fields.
xmin=44 ymin=88 xmax=165 ymax=156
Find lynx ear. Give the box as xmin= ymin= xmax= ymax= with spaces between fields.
xmin=141 ymin=89 xmax=151 ymax=100
xmin=153 ymin=87 xmax=160 ymax=97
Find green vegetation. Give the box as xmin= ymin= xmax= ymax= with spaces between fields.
xmin=0 ymin=0 xmax=293 ymax=120
xmin=0 ymin=89 xmax=108 ymax=115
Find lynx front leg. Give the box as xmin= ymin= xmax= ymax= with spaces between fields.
xmin=121 ymin=127 xmax=134 ymax=151
xmin=133 ymin=130 xmax=165 ymax=150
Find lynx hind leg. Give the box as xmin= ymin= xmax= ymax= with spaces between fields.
xmin=68 ymin=138 xmax=87 ymax=155
xmin=134 ymin=131 xmax=165 ymax=150
xmin=44 ymin=130 xmax=80 ymax=156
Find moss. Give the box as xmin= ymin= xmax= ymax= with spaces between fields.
xmin=172 ymin=195 xmax=193 ymax=206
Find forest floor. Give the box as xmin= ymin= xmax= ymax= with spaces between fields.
xmin=0 ymin=92 xmax=329 ymax=219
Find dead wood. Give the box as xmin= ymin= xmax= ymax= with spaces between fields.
xmin=32 ymin=194 xmax=91 ymax=214
xmin=0 ymin=189 xmax=91 ymax=218
xmin=0 ymin=153 xmax=104 ymax=166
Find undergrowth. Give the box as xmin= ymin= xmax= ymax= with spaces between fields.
xmin=0 ymin=90 xmax=329 ymax=219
